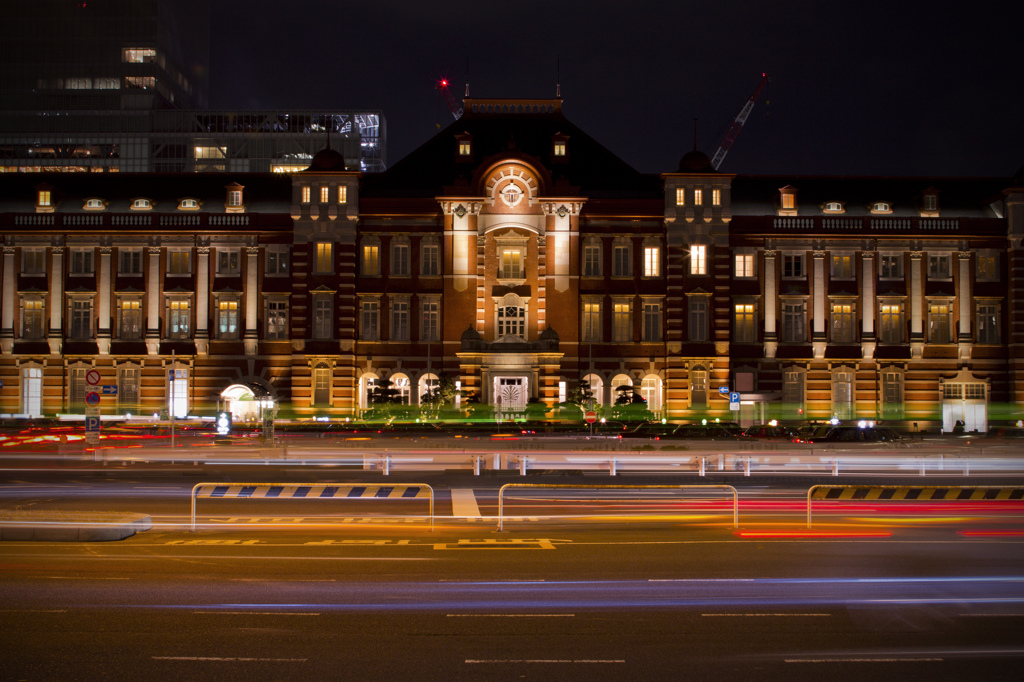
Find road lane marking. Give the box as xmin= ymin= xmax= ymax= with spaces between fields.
xmin=958 ymin=613 xmax=1024 ymax=617
xmin=451 ymin=488 xmax=481 ymax=518
xmin=45 ymin=576 xmax=129 ymax=580
xmin=434 ymin=539 xmax=555 ymax=550
xmin=192 ymin=611 xmax=319 ymax=616
xmin=466 ymin=659 xmax=625 ymax=664
xmin=786 ymin=658 xmax=943 ymax=663
xmin=0 ymin=609 xmax=66 ymax=613
xmin=702 ymin=613 xmax=831 ymax=617
xmin=447 ymin=614 xmax=573 ymax=617
xmin=153 ymin=656 xmax=307 ymax=662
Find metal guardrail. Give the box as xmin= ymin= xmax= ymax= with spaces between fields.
xmin=189 ymin=482 xmax=434 ymax=532
xmin=496 ymin=484 xmax=739 ymax=531
xmin=805 ymin=484 xmax=1024 ymax=528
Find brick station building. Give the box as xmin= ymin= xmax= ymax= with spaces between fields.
xmin=1 ymin=97 xmax=1022 ymax=431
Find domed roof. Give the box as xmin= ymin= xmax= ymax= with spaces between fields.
xmin=460 ymin=325 xmax=481 ymax=342
xmin=306 ymin=147 xmax=346 ymax=172
xmin=678 ymin=149 xmax=714 ymax=173
xmin=538 ymin=326 xmax=559 ymax=342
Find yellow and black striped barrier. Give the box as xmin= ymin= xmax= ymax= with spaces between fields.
xmin=807 ymin=484 xmax=1024 ymax=528
xmin=190 ymin=482 xmax=434 ymax=532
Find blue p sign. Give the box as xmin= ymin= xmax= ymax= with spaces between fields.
xmin=85 ymin=416 xmax=100 ymax=432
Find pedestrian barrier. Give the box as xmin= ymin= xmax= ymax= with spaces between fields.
xmin=190 ymin=482 xmax=434 ymax=532
xmin=496 ymin=483 xmax=738 ymax=531
xmin=806 ymin=484 xmax=1024 ymax=528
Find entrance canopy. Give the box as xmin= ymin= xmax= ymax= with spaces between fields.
xmin=220 ymin=383 xmax=274 ymax=422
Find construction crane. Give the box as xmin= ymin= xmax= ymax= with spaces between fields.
xmin=710 ymin=73 xmax=769 ymax=171
xmin=436 ymin=79 xmax=463 ymax=120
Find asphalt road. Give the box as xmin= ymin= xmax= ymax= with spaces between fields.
xmin=2 ymin=463 xmax=1024 ymax=680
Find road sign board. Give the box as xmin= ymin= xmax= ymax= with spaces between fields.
xmin=584 ymin=411 xmax=598 ymax=424
xmin=85 ymin=369 xmax=102 ymax=386
xmin=718 ymin=386 xmax=729 ymax=394
xmin=101 ymin=385 xmax=118 ymax=395
xmin=85 ymin=416 xmax=101 ymax=432
xmin=85 ymin=392 xmax=101 ymax=407
xmin=729 ymin=402 xmax=740 ymax=411
xmin=729 ymin=392 xmax=741 ymax=403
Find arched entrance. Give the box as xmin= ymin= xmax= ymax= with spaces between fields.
xmin=220 ymin=384 xmax=274 ymax=424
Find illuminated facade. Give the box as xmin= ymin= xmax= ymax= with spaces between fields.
xmin=1 ymin=98 xmax=1021 ymax=431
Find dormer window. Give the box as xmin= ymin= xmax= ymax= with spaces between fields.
xmin=921 ymin=189 xmax=939 ymax=216
xmin=552 ymin=133 xmax=569 ymax=159
xmin=35 ymin=184 xmax=54 ymax=213
xmin=178 ymin=198 xmax=199 ymax=210
xmin=455 ymin=132 xmax=472 ymax=158
xmin=924 ymin=195 xmax=937 ymax=211
xmin=301 ymin=185 xmax=311 ymax=203
xmin=778 ymin=186 xmax=798 ymax=215
xmin=225 ymin=183 xmax=245 ymax=212
xmin=38 ymin=190 xmax=51 ymax=206
xmin=458 ymin=141 xmax=471 ymax=155
xmin=338 ymin=186 xmax=347 ymax=204
xmin=131 ymin=198 xmax=152 ymax=211
xmin=871 ymin=201 xmax=892 ymax=214
xmin=84 ymin=198 xmax=106 ymax=211
xmin=823 ymin=201 xmax=844 ymax=214
xmin=553 ymin=141 xmax=566 ymax=156
xmin=320 ymin=186 xmax=329 ymax=203
xmin=228 ymin=190 xmax=242 ymax=207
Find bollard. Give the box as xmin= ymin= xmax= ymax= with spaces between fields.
xmin=474 ymin=455 xmax=482 ymax=476
xmin=520 ymin=456 xmax=527 ymax=476
xmin=699 ymin=457 xmax=705 ymax=477
xmin=964 ymin=458 xmax=970 ymax=476
xmin=383 ymin=455 xmax=391 ymax=476
xmin=832 ymin=459 xmax=839 ymax=476
xmin=610 ymin=459 xmax=617 ymax=476
xmin=920 ymin=459 xmax=926 ymax=477
xmin=744 ymin=457 xmax=751 ymax=477
xmin=718 ymin=454 xmax=724 ymax=471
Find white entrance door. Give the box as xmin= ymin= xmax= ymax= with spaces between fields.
xmin=494 ymin=377 xmax=526 ymax=412
xmin=942 ymin=401 xmax=988 ymax=433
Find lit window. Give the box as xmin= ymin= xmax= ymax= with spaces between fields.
xmin=320 ymin=186 xmax=329 ymax=203
xmin=21 ymin=299 xmax=44 ymax=339
xmin=927 ymin=303 xmax=951 ymax=344
xmin=119 ymin=299 xmax=142 ymax=340
xmin=712 ymin=189 xmax=721 ymax=206
xmin=831 ymin=254 xmax=853 ymax=279
xmin=227 ymin=190 xmax=243 ymax=207
xmin=169 ymin=300 xmax=190 ymax=339
xmin=644 ymin=246 xmax=660 ymax=277
xmin=612 ymin=301 xmax=631 ymax=342
xmin=362 ymin=245 xmax=380 ymax=276
xmin=734 ymin=303 xmax=756 ymax=343
xmin=831 ymin=303 xmax=855 ymax=343
xmin=266 ymin=300 xmax=288 ymax=340
xmin=675 ymin=188 xmax=685 ymax=206
xmin=217 ymin=300 xmax=239 ymax=339
xmin=338 ymin=186 xmax=347 ymax=204
xmin=690 ymin=244 xmax=706 ymax=275
xmin=500 ymin=250 xmax=523 ymax=280
xmin=781 ymin=193 xmax=795 ymax=210
xmin=694 ymin=189 xmax=703 ymax=206
xmin=168 ymin=368 xmax=188 ymax=419
xmin=879 ymin=303 xmax=903 ymax=344
xmin=553 ymin=142 xmax=566 ymax=156
xmin=131 ymin=198 xmax=151 ymax=210
xmin=582 ymin=301 xmax=601 ymax=342
xmin=37 ymin=190 xmax=51 ymax=206
xmin=122 ymin=48 xmax=156 ymax=63
xmin=458 ymin=141 xmax=471 ymax=156
xmin=194 ymin=146 xmax=226 ymax=160
xmin=871 ymin=202 xmax=891 ymax=213
xmin=315 ymin=242 xmax=333 ymax=274
xmin=301 ymin=186 xmax=311 ymax=204
xmin=735 ymin=253 xmax=755 ymax=278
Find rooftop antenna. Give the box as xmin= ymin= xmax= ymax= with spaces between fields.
xmin=556 ymin=57 xmax=562 ymax=98
xmin=464 ymin=57 xmax=470 ymax=98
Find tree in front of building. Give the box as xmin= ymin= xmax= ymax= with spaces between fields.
xmin=365 ymin=378 xmax=405 ymax=423
xmin=612 ymin=384 xmax=653 ymax=422
xmin=421 ymin=373 xmax=458 ymax=419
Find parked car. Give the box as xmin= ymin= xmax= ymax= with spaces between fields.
xmin=671 ymin=424 xmax=740 ymax=440
xmin=739 ymin=424 xmax=797 ymax=441
xmin=982 ymin=427 xmax=1024 ymax=440
xmin=801 ymin=425 xmax=903 ymax=444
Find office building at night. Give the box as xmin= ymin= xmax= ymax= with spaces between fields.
xmin=0 ymin=98 xmax=1020 ymax=431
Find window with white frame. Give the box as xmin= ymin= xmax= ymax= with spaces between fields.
xmin=675 ymin=187 xmax=685 ymax=206
xmin=314 ymin=242 xmax=333 ymax=274
xmin=312 ymin=294 xmax=332 ymax=340
xmin=582 ymin=300 xmax=601 ymax=343
xmin=832 ymin=371 xmax=854 ymax=420
xmin=928 ymin=254 xmax=951 ymax=280
xmin=118 ymin=298 xmax=142 ymax=340
xmin=70 ymin=248 xmax=94 ymax=275
xmin=217 ymin=299 xmax=239 ymax=339
xmin=21 ymin=298 xmax=45 ymax=339
xmin=879 ymin=254 xmax=903 ymax=279
xmin=783 ymin=254 xmax=803 ymax=278
xmin=118 ymin=365 xmax=140 ymax=411
xmin=735 ymin=253 xmax=755 ymax=278
xmin=168 ymin=367 xmax=188 ymax=419
xmin=824 ymin=201 xmax=844 ymax=213
xmin=612 ymin=242 xmax=631 ymax=277
xmin=168 ymin=299 xmax=189 ymax=339
xmin=22 ymin=248 xmax=45 ymax=275
xmin=228 ymin=189 xmax=243 ymax=207
xmin=131 ymin=198 xmax=151 ymax=210
xmin=871 ymin=202 xmax=891 ymax=214
xmin=927 ymin=302 xmax=951 ymax=343
xmin=499 ymin=248 xmax=523 ymax=280
xmin=497 ymin=295 xmax=526 ymax=338
xmin=301 ymin=185 xmax=311 ymax=204
xmin=782 ymin=369 xmax=804 ymax=408
xmin=976 ymin=302 xmax=1000 ymax=344
xmin=421 ymin=242 xmax=439 ymax=276
xmin=831 ymin=254 xmax=853 ymax=279
xmin=69 ymin=298 xmax=92 ymax=339
xmin=360 ymin=298 xmax=379 ymax=341
xmin=179 ymin=198 xmax=199 ymax=210
xmin=391 ymin=241 xmax=410 ymax=277
xmin=319 ymin=186 xmax=329 ymax=204
xmin=338 ymin=186 xmax=348 ymax=204
xmin=923 ymin=194 xmax=938 ymax=212
xmin=266 ymin=246 xmax=289 ymax=275
xmin=421 ymin=298 xmax=439 ymax=341
xmin=391 ymin=298 xmax=410 ymax=341
xmin=642 ymin=301 xmax=662 ymax=342
xmin=69 ymin=367 xmax=87 ymax=410
xmin=37 ymin=190 xmax=52 ymax=207
xmin=881 ymin=371 xmax=902 ymax=417
xmin=734 ymin=303 xmax=756 ymax=343
xmin=690 ymin=244 xmax=706 ymax=275
xmin=781 ymin=301 xmax=805 ymax=343
xmin=644 ymin=246 xmax=661 ymax=277
xmin=831 ymin=302 xmax=855 ymax=343
xmin=21 ymin=366 xmax=43 ymax=417
xmin=266 ymin=298 xmax=288 ymax=340
xmin=119 ymin=248 xmax=142 ymax=275
xmin=362 ymin=243 xmax=380 ymax=276
xmin=879 ymin=302 xmax=904 ymax=344
xmin=612 ymin=299 xmax=632 ymax=342
xmin=713 ymin=189 xmax=721 ymax=206
xmin=216 ymin=248 xmax=240 ymax=276
xmin=312 ymin=364 xmax=331 ymax=406
xmin=583 ymin=243 xmax=601 ymax=277
xmin=168 ymin=249 xmax=191 ymax=275
xmin=688 ymin=297 xmax=708 ymax=342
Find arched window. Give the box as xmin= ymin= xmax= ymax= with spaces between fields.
xmin=496 ymin=293 xmax=526 ymax=339
xmin=358 ymin=373 xmax=378 ymax=411
xmin=391 ymin=373 xmax=411 ymax=405
xmin=582 ymin=373 xmax=603 ymax=407
xmin=418 ymin=373 xmax=439 ymax=405
xmin=641 ymin=375 xmax=662 ymax=413
xmin=611 ymin=374 xmax=633 ymax=405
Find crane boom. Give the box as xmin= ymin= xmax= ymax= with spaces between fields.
xmin=711 ymin=73 xmax=768 ymax=171
xmin=436 ymin=79 xmax=463 ymax=120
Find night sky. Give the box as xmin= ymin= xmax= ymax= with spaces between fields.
xmin=210 ymin=0 xmax=1022 ymax=178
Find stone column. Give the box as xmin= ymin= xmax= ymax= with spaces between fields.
xmin=195 ymin=246 xmax=209 ymax=355
xmin=958 ymin=251 xmax=973 ymax=361
xmin=861 ymin=252 xmax=875 ymax=360
xmin=97 ymin=247 xmax=112 ymax=355
xmin=910 ymin=251 xmax=924 ymax=358
xmin=146 ymin=246 xmax=161 ymax=355
xmin=812 ymin=250 xmax=826 ymax=358
xmin=763 ymin=250 xmax=777 ymax=358
xmin=243 ymin=246 xmax=259 ymax=356
xmin=1 ymin=246 xmax=15 ymax=353
xmin=49 ymin=247 xmax=63 ymax=354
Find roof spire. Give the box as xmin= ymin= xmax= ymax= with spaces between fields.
xmin=556 ymin=57 xmax=561 ymax=98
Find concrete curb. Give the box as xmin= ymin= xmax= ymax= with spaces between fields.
xmin=0 ymin=511 xmax=152 ymax=542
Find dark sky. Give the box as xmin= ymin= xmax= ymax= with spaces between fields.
xmin=210 ymin=0 xmax=1022 ymax=178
